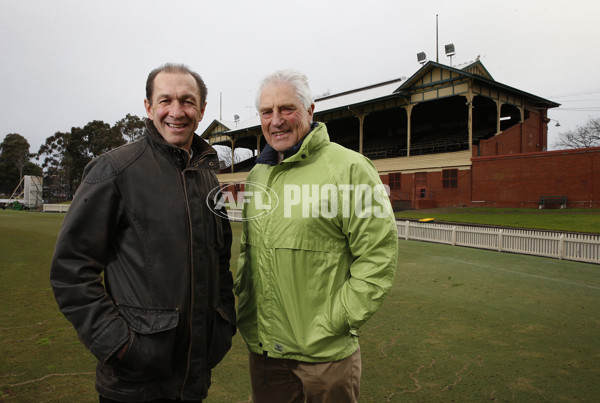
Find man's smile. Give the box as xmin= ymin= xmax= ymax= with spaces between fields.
xmin=167 ymin=123 xmax=188 ymax=129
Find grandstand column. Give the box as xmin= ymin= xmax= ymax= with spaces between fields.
xmin=230 ymin=138 xmax=236 ymax=173
xmin=496 ymin=100 xmax=502 ymax=134
xmin=519 ymin=106 xmax=525 ymax=122
xmin=464 ymin=94 xmax=474 ymax=151
xmin=405 ymin=104 xmax=414 ymax=157
xmin=256 ymin=134 xmax=261 ymax=157
xmin=356 ymin=114 xmax=367 ymax=154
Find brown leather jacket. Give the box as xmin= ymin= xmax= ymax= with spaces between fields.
xmin=50 ymin=121 xmax=235 ymax=401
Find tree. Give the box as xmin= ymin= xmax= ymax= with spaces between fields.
xmin=38 ymin=131 xmax=75 ymax=198
xmin=0 ymin=133 xmax=36 ymax=195
xmin=553 ymin=116 xmax=600 ymax=149
xmin=114 ymin=114 xmax=146 ymax=142
xmin=37 ymin=121 xmax=126 ymax=196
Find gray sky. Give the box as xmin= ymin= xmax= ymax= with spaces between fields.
xmin=1 ymin=0 xmax=599 ymax=155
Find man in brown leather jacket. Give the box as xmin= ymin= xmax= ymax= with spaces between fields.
xmin=50 ymin=63 xmax=235 ymax=402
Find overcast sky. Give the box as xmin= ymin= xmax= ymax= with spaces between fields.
xmin=1 ymin=0 xmax=599 ymax=155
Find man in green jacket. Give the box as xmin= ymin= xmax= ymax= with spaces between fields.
xmin=235 ymin=69 xmax=399 ymax=402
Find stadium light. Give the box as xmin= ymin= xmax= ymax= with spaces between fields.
xmin=445 ymin=43 xmax=456 ymax=66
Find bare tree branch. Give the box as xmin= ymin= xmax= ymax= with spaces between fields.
xmin=553 ymin=116 xmax=600 ymax=149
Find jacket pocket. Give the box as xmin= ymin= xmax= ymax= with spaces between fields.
xmin=207 ymin=304 xmax=234 ymax=368
xmin=114 ymin=304 xmax=179 ymax=382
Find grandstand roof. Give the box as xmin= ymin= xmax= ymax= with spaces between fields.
xmin=201 ymin=59 xmax=559 ymax=140
xmin=395 ymin=59 xmax=559 ymax=108
xmin=219 ymin=115 xmax=259 ymax=133
xmin=313 ymin=77 xmax=406 ymax=113
xmin=200 ymin=118 xmax=237 ymax=137
xmin=202 ymin=77 xmax=408 ymax=137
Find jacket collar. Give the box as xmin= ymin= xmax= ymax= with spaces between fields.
xmin=144 ymin=120 xmax=219 ymax=170
xmin=256 ymin=122 xmax=327 ymax=166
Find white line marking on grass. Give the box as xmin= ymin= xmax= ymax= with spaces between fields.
xmin=408 ymin=252 xmax=600 ymax=291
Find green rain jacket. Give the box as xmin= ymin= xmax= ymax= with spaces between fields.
xmin=235 ymin=122 xmax=398 ymax=362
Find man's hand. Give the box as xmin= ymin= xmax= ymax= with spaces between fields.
xmin=116 ymin=343 xmax=128 ymax=360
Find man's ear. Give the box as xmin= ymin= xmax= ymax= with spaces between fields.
xmin=144 ymin=99 xmax=153 ymax=120
xmin=308 ymin=103 xmax=315 ymax=120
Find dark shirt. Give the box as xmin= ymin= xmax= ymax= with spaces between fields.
xmin=256 ymin=123 xmax=318 ymax=166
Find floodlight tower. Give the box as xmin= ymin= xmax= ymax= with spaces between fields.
xmin=445 ymin=43 xmax=456 ymax=66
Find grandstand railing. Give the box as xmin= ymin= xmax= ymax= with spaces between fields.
xmin=397 ymin=220 xmax=600 ymax=264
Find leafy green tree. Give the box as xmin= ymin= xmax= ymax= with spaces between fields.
xmin=114 ymin=114 xmax=146 ymax=142
xmin=38 ymin=121 xmax=126 ymax=197
xmin=36 ymin=114 xmax=145 ymax=198
xmin=38 ymin=131 xmax=68 ymax=182
xmin=0 ymin=133 xmax=40 ymax=195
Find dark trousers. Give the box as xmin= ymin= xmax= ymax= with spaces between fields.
xmin=248 ymin=346 xmax=361 ymax=403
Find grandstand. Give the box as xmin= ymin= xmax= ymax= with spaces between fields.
xmin=202 ymin=59 xmax=600 ymax=209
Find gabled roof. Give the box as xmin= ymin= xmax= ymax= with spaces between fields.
xmin=395 ymin=60 xmax=559 ymax=108
xmin=200 ymin=119 xmax=238 ymax=139
xmin=453 ymin=58 xmax=493 ymax=79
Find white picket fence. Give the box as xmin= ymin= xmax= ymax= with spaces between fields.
xmin=138 ymin=208 xmax=600 ymax=264
xmin=42 ymin=204 xmax=70 ymax=213
xmin=397 ymin=220 xmax=600 ymax=264
xmin=227 ymin=209 xmax=242 ymax=222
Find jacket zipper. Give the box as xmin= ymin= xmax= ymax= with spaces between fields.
xmin=180 ymin=163 xmax=194 ymax=399
xmin=179 ymin=149 xmax=216 ymax=398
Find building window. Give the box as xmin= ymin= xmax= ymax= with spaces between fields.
xmin=389 ymin=173 xmax=401 ymax=190
xmin=415 ymin=172 xmax=427 ymax=187
xmin=415 ymin=172 xmax=428 ymax=199
xmin=443 ymin=169 xmax=458 ymax=188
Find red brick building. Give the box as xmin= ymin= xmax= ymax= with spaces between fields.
xmin=202 ymin=60 xmax=600 ymax=209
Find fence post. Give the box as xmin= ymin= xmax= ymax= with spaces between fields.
xmin=498 ymin=230 xmax=503 ymax=252
xmin=405 ymin=220 xmax=410 ymax=240
xmin=452 ymin=226 xmax=457 ymax=246
xmin=558 ymin=234 xmax=565 ymax=260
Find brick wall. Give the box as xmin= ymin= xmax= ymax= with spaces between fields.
xmin=479 ymin=111 xmax=546 ymax=157
xmin=385 ymin=169 xmax=472 ymax=209
xmin=471 ymin=147 xmax=600 ymax=208
xmin=384 ymin=147 xmax=600 ymax=210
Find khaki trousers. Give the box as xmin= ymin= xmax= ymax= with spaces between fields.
xmin=248 ymin=346 xmax=361 ymax=403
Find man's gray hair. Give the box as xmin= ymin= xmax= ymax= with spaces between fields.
xmin=255 ymin=69 xmax=313 ymax=111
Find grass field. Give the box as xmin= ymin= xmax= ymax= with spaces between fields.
xmin=1 ymin=209 xmax=600 ymax=402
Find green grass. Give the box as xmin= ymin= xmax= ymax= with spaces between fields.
xmin=1 ymin=210 xmax=600 ymax=402
xmin=396 ymin=207 xmax=600 ymax=233
xmin=0 ymin=210 xmax=97 ymax=402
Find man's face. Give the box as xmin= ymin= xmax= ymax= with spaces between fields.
xmin=258 ymin=82 xmax=314 ymax=152
xmin=144 ymin=71 xmax=205 ymax=150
